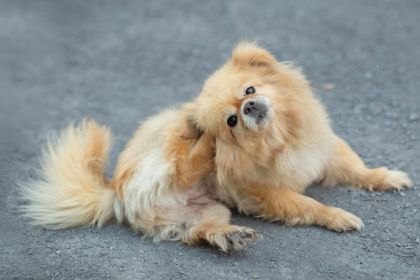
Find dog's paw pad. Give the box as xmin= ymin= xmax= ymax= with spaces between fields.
xmin=224 ymin=227 xmax=258 ymax=251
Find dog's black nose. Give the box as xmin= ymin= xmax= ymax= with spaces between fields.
xmin=243 ymin=100 xmax=267 ymax=121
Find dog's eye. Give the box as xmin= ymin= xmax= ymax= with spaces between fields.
xmin=227 ymin=115 xmax=237 ymax=127
xmin=245 ymin=86 xmax=256 ymax=95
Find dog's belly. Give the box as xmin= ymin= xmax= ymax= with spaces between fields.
xmin=165 ymin=182 xmax=221 ymax=228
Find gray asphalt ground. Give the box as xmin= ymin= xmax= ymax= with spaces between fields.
xmin=1 ymin=0 xmax=419 ymax=279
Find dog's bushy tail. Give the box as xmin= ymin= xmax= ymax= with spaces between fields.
xmin=20 ymin=120 xmax=116 ymax=229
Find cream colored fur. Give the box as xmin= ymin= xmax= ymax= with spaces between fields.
xmin=20 ymin=120 xmax=116 ymax=229
xmin=20 ymin=43 xmax=411 ymax=252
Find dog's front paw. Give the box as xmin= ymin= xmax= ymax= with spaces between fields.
xmin=323 ymin=207 xmax=364 ymax=232
xmin=382 ymin=170 xmax=412 ymax=191
xmin=363 ymin=168 xmax=412 ymax=191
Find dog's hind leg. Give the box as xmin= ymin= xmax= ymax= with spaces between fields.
xmin=321 ymin=136 xmax=412 ymax=191
xmin=180 ymin=202 xmax=258 ymax=252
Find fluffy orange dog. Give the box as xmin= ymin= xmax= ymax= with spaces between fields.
xmin=21 ymin=43 xmax=412 ymax=251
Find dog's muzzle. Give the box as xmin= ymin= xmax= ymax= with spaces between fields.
xmin=240 ymin=96 xmax=273 ymax=131
xmin=243 ymin=100 xmax=268 ymax=123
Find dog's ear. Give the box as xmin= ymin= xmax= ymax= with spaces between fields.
xmin=232 ymin=42 xmax=277 ymax=68
xmin=180 ymin=104 xmax=203 ymax=140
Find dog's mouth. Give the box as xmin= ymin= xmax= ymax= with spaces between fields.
xmin=240 ymin=96 xmax=273 ymax=131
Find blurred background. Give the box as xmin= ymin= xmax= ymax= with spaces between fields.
xmin=1 ymin=1 xmax=419 ymax=279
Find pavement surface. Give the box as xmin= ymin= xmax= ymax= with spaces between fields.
xmin=1 ymin=0 xmax=419 ymax=279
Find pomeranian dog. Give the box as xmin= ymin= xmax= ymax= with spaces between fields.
xmin=21 ymin=43 xmax=412 ymax=251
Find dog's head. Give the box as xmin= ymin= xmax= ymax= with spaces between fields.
xmin=187 ymin=43 xmax=317 ymax=182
